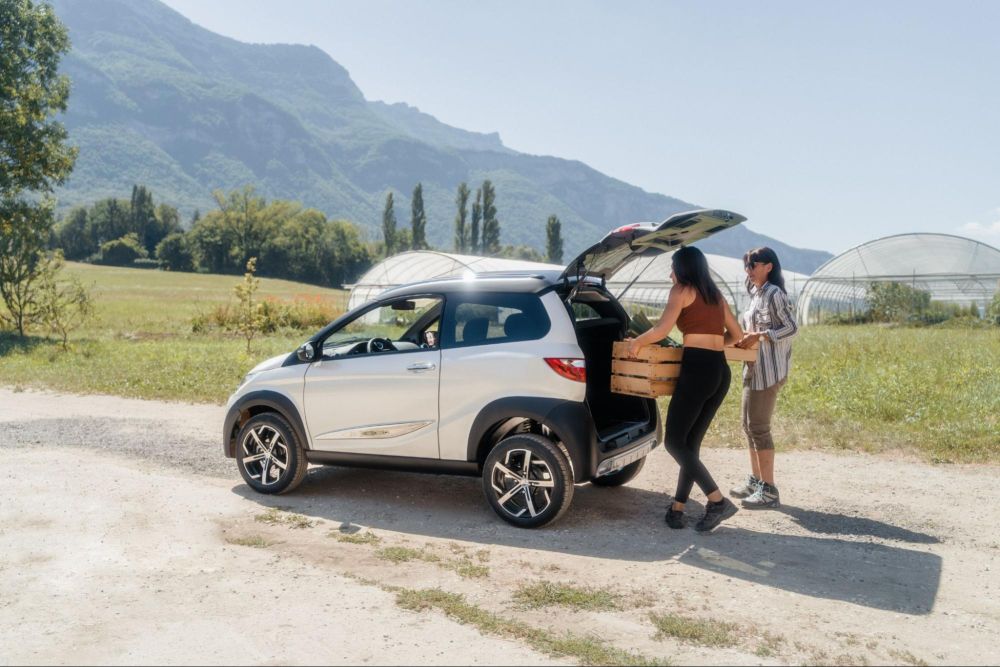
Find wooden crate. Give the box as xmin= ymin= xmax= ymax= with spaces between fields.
xmin=609 ymin=340 xmax=760 ymax=398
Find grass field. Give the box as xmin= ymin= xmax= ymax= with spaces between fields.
xmin=700 ymin=326 xmax=1000 ymax=464
xmin=0 ymin=263 xmax=348 ymax=403
xmin=1 ymin=263 xmax=997 ymax=463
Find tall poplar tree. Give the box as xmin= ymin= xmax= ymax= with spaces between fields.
xmin=411 ymin=183 xmax=427 ymax=250
xmin=381 ymin=192 xmax=397 ymax=256
xmin=470 ymin=187 xmax=482 ymax=255
xmin=480 ymin=180 xmax=501 ymax=255
xmin=546 ymin=215 xmax=564 ymax=264
xmin=453 ymin=182 xmax=469 ymax=253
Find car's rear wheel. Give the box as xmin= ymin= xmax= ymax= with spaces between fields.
xmin=236 ymin=412 xmax=308 ymax=495
xmin=590 ymin=457 xmax=646 ymax=487
xmin=483 ymin=434 xmax=574 ymax=528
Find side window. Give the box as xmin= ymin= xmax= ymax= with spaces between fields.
xmin=444 ymin=293 xmax=550 ymax=348
xmin=321 ymin=296 xmax=443 ymax=357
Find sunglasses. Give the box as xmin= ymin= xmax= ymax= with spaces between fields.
xmin=744 ymin=261 xmax=766 ymax=270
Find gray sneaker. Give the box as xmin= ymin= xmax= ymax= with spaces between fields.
xmin=729 ymin=474 xmax=760 ymax=499
xmin=741 ymin=481 xmax=780 ymax=509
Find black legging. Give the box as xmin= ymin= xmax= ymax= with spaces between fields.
xmin=664 ymin=347 xmax=731 ymax=504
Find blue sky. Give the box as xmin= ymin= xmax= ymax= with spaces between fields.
xmin=160 ymin=0 xmax=1000 ymax=254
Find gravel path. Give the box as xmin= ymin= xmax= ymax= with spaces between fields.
xmin=3 ymin=386 xmax=999 ymax=665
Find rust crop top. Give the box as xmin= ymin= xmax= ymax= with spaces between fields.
xmin=675 ymin=290 xmax=725 ymax=336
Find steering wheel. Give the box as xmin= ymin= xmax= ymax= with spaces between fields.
xmin=366 ymin=337 xmax=397 ymax=354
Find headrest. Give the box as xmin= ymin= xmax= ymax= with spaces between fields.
xmin=503 ymin=313 xmax=534 ymax=339
xmin=462 ymin=317 xmax=490 ymax=343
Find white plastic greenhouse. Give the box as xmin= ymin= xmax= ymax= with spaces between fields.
xmin=348 ymin=250 xmax=809 ymax=315
xmin=605 ymin=253 xmax=809 ymax=316
xmin=796 ymin=233 xmax=1000 ymax=325
xmin=347 ymin=251 xmax=560 ymax=310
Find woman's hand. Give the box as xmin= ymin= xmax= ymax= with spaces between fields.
xmin=625 ymin=336 xmax=643 ymax=359
xmin=735 ymin=332 xmax=761 ymax=349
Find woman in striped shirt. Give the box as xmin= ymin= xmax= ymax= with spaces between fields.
xmin=731 ymin=247 xmax=798 ymax=509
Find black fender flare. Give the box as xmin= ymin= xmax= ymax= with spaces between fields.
xmin=223 ymin=390 xmax=310 ymax=458
xmin=466 ymin=396 xmax=596 ymax=483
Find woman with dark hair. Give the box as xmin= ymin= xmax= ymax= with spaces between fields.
xmin=731 ymin=246 xmax=798 ymax=509
xmin=627 ymin=246 xmax=744 ymax=531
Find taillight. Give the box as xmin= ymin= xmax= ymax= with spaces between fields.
xmin=544 ymin=358 xmax=587 ymax=383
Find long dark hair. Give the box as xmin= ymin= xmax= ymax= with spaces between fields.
xmin=743 ymin=246 xmax=786 ymax=294
xmin=671 ymin=246 xmax=722 ymax=305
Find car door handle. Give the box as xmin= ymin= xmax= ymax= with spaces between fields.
xmin=406 ymin=362 xmax=436 ymax=372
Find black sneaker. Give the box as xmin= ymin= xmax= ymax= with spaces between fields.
xmin=665 ymin=507 xmax=686 ymax=529
xmin=741 ymin=481 xmax=780 ymax=509
xmin=695 ymin=498 xmax=739 ymax=532
xmin=729 ymin=474 xmax=760 ymax=499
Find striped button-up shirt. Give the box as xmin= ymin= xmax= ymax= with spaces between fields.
xmin=742 ymin=282 xmax=798 ymax=389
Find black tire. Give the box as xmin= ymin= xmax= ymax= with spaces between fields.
xmin=235 ymin=412 xmax=308 ymax=495
xmin=482 ymin=433 xmax=574 ymax=528
xmin=590 ymin=457 xmax=646 ymax=487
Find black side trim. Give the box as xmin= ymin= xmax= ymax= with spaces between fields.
xmin=306 ymin=451 xmax=479 ymax=477
xmin=466 ymin=397 xmax=596 ymax=483
xmin=223 ymin=390 xmax=309 ymax=458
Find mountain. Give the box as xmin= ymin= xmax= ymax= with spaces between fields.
xmin=49 ymin=0 xmax=831 ymax=273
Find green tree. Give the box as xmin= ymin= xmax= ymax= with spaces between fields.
xmin=382 ymin=191 xmax=397 ymax=256
xmin=0 ymin=0 xmax=77 ymax=336
xmin=213 ymin=186 xmax=269 ymax=270
xmin=87 ymin=197 xmax=130 ymax=247
xmin=499 ymin=244 xmax=545 ymax=262
xmin=395 ymin=227 xmax=412 ymax=252
xmin=54 ymin=207 xmax=91 ymax=260
xmin=480 ymin=179 xmax=500 ymax=255
xmin=155 ymin=232 xmax=194 ymax=272
xmin=187 ymin=212 xmax=231 ymax=273
xmin=454 ymin=182 xmax=469 ymax=253
xmin=0 ymin=199 xmax=60 ymax=335
xmin=129 ymin=185 xmax=156 ymax=252
xmin=867 ymin=281 xmax=931 ymax=322
xmin=470 ymin=187 xmax=482 ymax=254
xmin=411 ymin=183 xmax=428 ymax=250
xmin=545 ymin=214 xmax=563 ymax=264
xmin=0 ymin=0 xmax=77 ymax=196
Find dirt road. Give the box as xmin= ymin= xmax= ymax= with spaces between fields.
xmin=2 ymin=387 xmax=998 ymax=665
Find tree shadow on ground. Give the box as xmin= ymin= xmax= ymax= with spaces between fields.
xmin=233 ymin=465 xmax=942 ymax=615
xmin=0 ymin=332 xmax=47 ymax=357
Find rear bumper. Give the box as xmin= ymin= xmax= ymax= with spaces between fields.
xmin=594 ymin=432 xmax=657 ymax=477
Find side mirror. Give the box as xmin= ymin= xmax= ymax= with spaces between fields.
xmin=296 ymin=342 xmax=315 ymax=362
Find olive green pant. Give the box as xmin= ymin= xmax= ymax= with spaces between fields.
xmin=741 ymin=379 xmax=785 ymax=451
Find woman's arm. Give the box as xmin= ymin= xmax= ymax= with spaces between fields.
xmin=765 ymin=288 xmax=798 ymax=342
xmin=627 ymin=285 xmax=687 ymax=357
xmin=722 ymin=301 xmax=744 ymax=346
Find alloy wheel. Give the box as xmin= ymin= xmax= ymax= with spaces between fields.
xmin=489 ymin=448 xmax=556 ymax=519
xmin=240 ymin=424 xmax=289 ymax=487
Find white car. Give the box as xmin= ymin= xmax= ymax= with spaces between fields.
xmin=223 ymin=209 xmax=745 ymax=527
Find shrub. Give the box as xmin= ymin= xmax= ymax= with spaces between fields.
xmin=155 ymin=232 xmax=194 ymax=272
xmin=98 ymin=233 xmax=148 ymax=266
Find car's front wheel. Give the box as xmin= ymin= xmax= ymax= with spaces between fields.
xmin=236 ymin=412 xmax=308 ymax=495
xmin=482 ymin=434 xmax=574 ymax=528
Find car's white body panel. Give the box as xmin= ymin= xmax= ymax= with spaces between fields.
xmin=301 ymin=348 xmax=442 ymax=458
